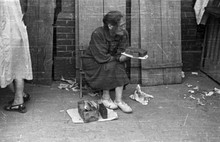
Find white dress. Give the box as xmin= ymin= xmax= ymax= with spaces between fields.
xmin=0 ymin=0 xmax=33 ymax=88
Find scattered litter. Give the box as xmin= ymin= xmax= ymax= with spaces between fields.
xmin=191 ymin=72 xmax=198 ymax=75
xmin=214 ymin=88 xmax=220 ymax=94
xmin=189 ymin=95 xmax=196 ymax=99
xmin=58 ymin=76 xmax=79 ymax=92
xmin=71 ymin=87 xmax=79 ymax=92
xmin=184 ymin=82 xmax=220 ymax=109
xmin=187 ymin=107 xmax=194 ymax=109
xmin=181 ymin=71 xmax=185 ymax=78
xmin=88 ymin=92 xmax=99 ymax=97
xmin=58 ymin=83 xmax=70 ymax=91
xmin=197 ymin=98 xmax=205 ymax=106
xmin=188 ymin=90 xmax=195 ymax=94
xmin=186 ymin=83 xmax=193 ymax=87
xmin=201 ymin=94 xmax=206 ymax=99
xmin=193 ymin=86 xmax=199 ymax=90
xmin=205 ymin=91 xmax=214 ymax=97
xmin=129 ymin=84 xmax=154 ymax=105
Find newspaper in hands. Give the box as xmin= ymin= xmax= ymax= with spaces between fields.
xmin=121 ymin=52 xmax=148 ymax=60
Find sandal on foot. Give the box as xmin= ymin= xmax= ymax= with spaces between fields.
xmin=8 ymin=93 xmax=31 ymax=104
xmin=4 ymin=104 xmax=27 ymax=113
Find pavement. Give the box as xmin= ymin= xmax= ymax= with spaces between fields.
xmin=0 ymin=71 xmax=220 ymax=142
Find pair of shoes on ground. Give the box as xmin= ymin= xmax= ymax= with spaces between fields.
xmin=101 ymin=98 xmax=132 ymax=113
xmin=4 ymin=93 xmax=31 ymax=113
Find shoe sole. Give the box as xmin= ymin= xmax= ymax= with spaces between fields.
xmin=4 ymin=105 xmax=27 ymax=113
xmin=118 ymin=107 xmax=132 ymax=113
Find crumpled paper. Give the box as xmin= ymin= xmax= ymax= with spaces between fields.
xmin=129 ymin=84 xmax=154 ymax=105
xmin=214 ymin=88 xmax=220 ymax=94
xmin=58 ymin=76 xmax=79 ymax=92
xmin=184 ymin=82 xmax=220 ymax=106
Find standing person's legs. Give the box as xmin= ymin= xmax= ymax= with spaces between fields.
xmin=7 ymin=80 xmax=31 ymax=105
xmin=101 ymin=90 xmax=118 ymax=109
xmin=8 ymin=81 xmax=15 ymax=93
xmin=13 ymin=78 xmax=24 ymax=105
xmin=114 ymin=86 xmax=132 ymax=113
xmin=115 ymin=86 xmax=123 ymax=102
xmin=102 ymin=90 xmax=110 ymax=100
xmin=4 ymin=78 xmax=27 ymax=113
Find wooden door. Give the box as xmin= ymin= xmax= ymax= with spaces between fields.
xmin=130 ymin=0 xmax=141 ymax=83
xmin=131 ymin=0 xmax=182 ymax=85
xmin=201 ymin=1 xmax=220 ymax=83
xmin=26 ymin=0 xmax=55 ymax=85
xmin=104 ymin=0 xmax=126 ymax=15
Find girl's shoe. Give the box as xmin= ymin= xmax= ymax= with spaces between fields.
xmin=4 ymin=104 xmax=27 ymax=113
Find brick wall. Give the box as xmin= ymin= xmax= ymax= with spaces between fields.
xmin=181 ymin=0 xmax=206 ymax=71
xmin=53 ymin=0 xmax=76 ymax=80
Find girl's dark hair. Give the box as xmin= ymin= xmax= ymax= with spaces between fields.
xmin=103 ymin=11 xmax=123 ymax=29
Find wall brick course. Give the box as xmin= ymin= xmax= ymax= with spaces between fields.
xmin=56 ymin=20 xmax=75 ymax=27
xmin=56 ymin=34 xmax=67 ymax=39
xmin=57 ymin=27 xmax=74 ymax=33
xmin=66 ymin=46 xmax=75 ymax=51
xmin=56 ymin=39 xmax=73 ymax=46
xmin=56 ymin=45 xmax=67 ymax=52
xmin=55 ymin=20 xmax=67 ymax=26
xmin=56 ymin=51 xmax=73 ymax=57
xmin=66 ymin=34 xmax=75 ymax=39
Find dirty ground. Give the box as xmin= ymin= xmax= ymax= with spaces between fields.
xmin=0 ymin=71 xmax=220 ymax=142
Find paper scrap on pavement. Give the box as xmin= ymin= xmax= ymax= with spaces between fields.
xmin=188 ymin=90 xmax=195 ymax=93
xmin=186 ymin=83 xmax=193 ymax=87
xmin=214 ymin=88 xmax=220 ymax=94
xmin=191 ymin=72 xmax=198 ymax=75
xmin=205 ymin=91 xmax=214 ymax=97
xmin=58 ymin=76 xmax=79 ymax=92
xmin=130 ymin=84 xmax=154 ymax=105
xmin=181 ymin=71 xmax=185 ymax=78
